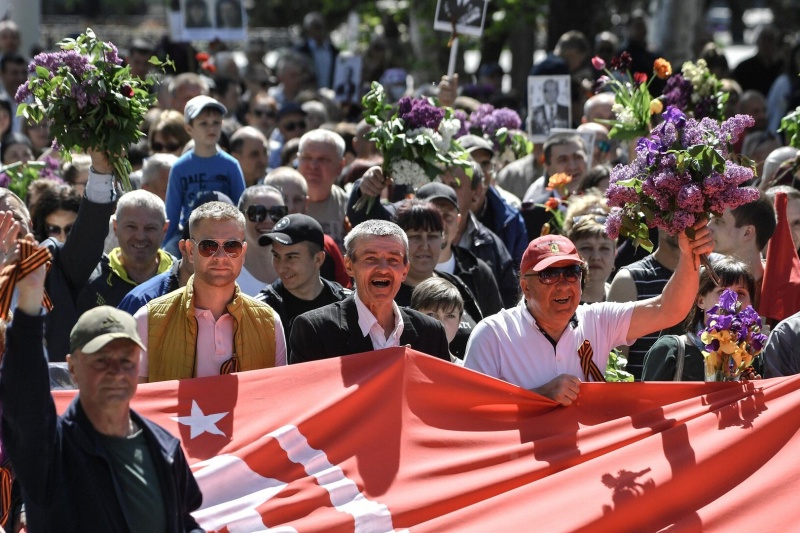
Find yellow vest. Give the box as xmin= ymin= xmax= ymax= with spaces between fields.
xmin=146 ymin=276 xmax=276 ymax=382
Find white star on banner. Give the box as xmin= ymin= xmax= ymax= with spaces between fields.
xmin=171 ymin=400 xmax=229 ymax=439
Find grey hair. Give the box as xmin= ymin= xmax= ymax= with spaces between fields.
xmin=298 ymin=129 xmax=345 ymax=159
xmin=141 ymin=153 xmax=178 ymax=187
xmin=344 ymin=219 xmax=409 ymax=263
xmin=115 ymin=189 xmax=167 ymax=224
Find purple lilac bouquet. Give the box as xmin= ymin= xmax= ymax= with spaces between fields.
xmin=16 ymin=29 xmax=172 ymax=192
xmin=661 ymin=59 xmax=727 ymax=121
xmin=605 ymin=106 xmax=758 ymax=251
xmin=355 ymin=82 xmax=470 ymax=210
xmin=464 ymin=104 xmax=533 ymax=164
xmin=0 ymin=155 xmax=63 ymax=201
xmin=700 ymin=288 xmax=767 ymax=381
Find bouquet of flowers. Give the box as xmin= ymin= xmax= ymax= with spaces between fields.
xmin=591 ymin=52 xmax=672 ymax=141
xmin=16 ymin=29 xmax=172 ymax=192
xmin=779 ymin=105 xmax=800 ymax=149
xmin=464 ymin=104 xmax=533 ymax=164
xmin=700 ymin=288 xmax=767 ymax=381
xmin=0 ymin=156 xmax=62 ymax=200
xmin=605 ymin=106 xmax=758 ymax=252
xmin=356 ymin=82 xmax=471 ymax=210
xmin=538 ymin=173 xmax=572 ymax=236
xmin=605 ymin=349 xmax=634 ymax=382
xmin=661 ymin=59 xmax=727 ymax=121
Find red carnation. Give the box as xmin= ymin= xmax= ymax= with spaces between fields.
xmin=121 ymin=84 xmax=134 ymax=98
xmin=633 ymin=72 xmax=648 ymax=85
xmin=196 ymin=52 xmax=210 ymax=62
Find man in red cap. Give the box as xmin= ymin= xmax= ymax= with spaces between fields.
xmin=463 ymin=224 xmax=713 ymax=406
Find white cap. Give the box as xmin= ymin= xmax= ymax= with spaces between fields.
xmin=184 ymin=95 xmax=227 ymax=122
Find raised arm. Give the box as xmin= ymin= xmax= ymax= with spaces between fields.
xmin=626 ymin=220 xmax=714 ymax=343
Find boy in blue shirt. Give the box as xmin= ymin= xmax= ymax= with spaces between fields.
xmin=163 ymin=95 xmax=246 ymax=248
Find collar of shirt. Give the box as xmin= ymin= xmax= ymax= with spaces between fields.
xmin=354 ymin=291 xmax=404 ymax=348
xmin=522 ymin=300 xmax=579 ymax=346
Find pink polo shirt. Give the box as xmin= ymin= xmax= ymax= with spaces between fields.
xmin=134 ymin=304 xmax=286 ymax=379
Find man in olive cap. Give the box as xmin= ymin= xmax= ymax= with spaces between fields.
xmin=0 ymin=235 xmax=202 ymax=532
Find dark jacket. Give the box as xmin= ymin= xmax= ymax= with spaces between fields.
xmin=44 ymin=197 xmax=115 ymax=361
xmin=256 ymin=277 xmax=351 ymax=334
xmin=478 ymin=186 xmax=528 ymax=267
xmin=452 ymin=245 xmax=503 ymax=317
xmin=117 ymin=261 xmax=182 ymax=315
xmin=288 ymin=295 xmax=450 ymax=364
xmin=0 ymin=311 xmax=203 ymax=532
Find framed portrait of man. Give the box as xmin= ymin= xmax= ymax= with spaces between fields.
xmin=175 ymin=0 xmax=247 ymax=42
xmin=528 ymin=75 xmax=571 ymax=143
xmin=433 ymin=0 xmax=491 ymax=38
xmin=333 ymin=55 xmax=363 ymax=105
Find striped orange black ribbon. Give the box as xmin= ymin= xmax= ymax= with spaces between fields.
xmin=0 ymin=465 xmax=11 ymax=528
xmin=0 ymin=239 xmax=53 ymax=322
xmin=219 ymin=354 xmax=239 ymax=375
xmin=578 ymin=339 xmax=606 ymax=382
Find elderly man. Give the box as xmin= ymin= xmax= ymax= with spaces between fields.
xmin=77 ymin=190 xmax=174 ymax=313
xmin=257 ymin=214 xmax=351 ymax=334
xmin=289 ymin=219 xmax=449 ymax=364
xmin=231 ymin=126 xmax=269 ymax=186
xmin=135 ymin=201 xmax=286 ymax=382
xmin=140 ymin=152 xmax=177 ymax=201
xmin=464 ymin=225 xmax=714 ymax=406
xmin=297 ymin=129 xmax=348 ymax=249
xmin=0 ymin=243 xmax=202 ymax=531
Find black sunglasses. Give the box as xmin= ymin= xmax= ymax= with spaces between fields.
xmin=525 ymin=265 xmax=582 ymax=285
xmin=246 ymin=204 xmax=288 ymax=223
xmin=152 ymin=141 xmax=182 ymax=152
xmin=46 ymin=223 xmax=73 ymax=237
xmin=282 ymin=120 xmax=306 ymax=132
xmin=191 ymin=239 xmax=244 ymax=258
xmin=253 ymin=108 xmax=277 ymax=119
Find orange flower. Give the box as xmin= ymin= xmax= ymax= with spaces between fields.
xmin=546 ymin=172 xmax=572 ymax=191
xmin=202 ymin=61 xmax=217 ymax=74
xmin=653 ymin=58 xmax=672 ymax=79
xmin=650 ymin=99 xmax=663 ymax=115
xmin=196 ymin=52 xmax=210 ymax=62
xmin=544 ymin=197 xmax=560 ymax=212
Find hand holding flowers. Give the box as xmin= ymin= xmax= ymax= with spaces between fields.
xmin=701 ymin=288 xmax=767 ymax=381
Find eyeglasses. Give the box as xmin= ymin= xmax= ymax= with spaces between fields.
xmin=191 ymin=239 xmax=244 ymax=258
xmin=46 ymin=223 xmax=74 ymax=237
xmin=152 ymin=141 xmax=182 ymax=152
xmin=246 ymin=204 xmax=288 ymax=223
xmin=525 ymin=265 xmax=582 ymax=285
xmin=253 ymin=108 xmax=277 ymax=119
xmin=571 ymin=215 xmax=607 ymax=225
xmin=596 ymin=140 xmax=611 ymax=154
xmin=282 ymin=120 xmax=306 ymax=132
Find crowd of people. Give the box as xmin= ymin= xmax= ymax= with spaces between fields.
xmin=2 ymin=10 xmax=800 ymax=531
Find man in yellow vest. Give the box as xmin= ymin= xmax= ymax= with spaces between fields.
xmin=134 ymin=201 xmax=286 ymax=382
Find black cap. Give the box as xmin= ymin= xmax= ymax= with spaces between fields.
xmin=258 ymin=214 xmax=325 ymax=248
xmin=416 ymin=182 xmax=459 ymax=210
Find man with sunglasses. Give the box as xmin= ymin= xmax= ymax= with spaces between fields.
xmin=464 ymin=227 xmax=713 ymax=406
xmin=135 ymin=201 xmax=286 ymax=382
xmin=237 ymin=185 xmax=289 ymax=295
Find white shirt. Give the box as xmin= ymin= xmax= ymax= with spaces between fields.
xmin=353 ymin=291 xmax=404 ymax=350
xmin=134 ymin=301 xmax=287 ymax=379
xmin=236 ymin=264 xmax=269 ymax=296
xmin=463 ymin=300 xmax=634 ymax=390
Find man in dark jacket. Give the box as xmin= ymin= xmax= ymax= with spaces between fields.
xmin=0 ymin=238 xmax=203 ymax=532
xmin=256 ymin=214 xmax=351 ymax=335
xmin=289 ymin=220 xmax=450 ymax=364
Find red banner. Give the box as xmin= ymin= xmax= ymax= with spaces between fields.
xmin=54 ymin=348 xmax=800 ymax=531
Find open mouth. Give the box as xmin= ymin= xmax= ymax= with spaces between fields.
xmin=371 ymin=279 xmax=391 ymax=288
xmin=553 ymin=296 xmax=570 ymax=304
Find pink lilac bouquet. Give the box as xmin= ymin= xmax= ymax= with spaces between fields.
xmin=464 ymin=104 xmax=533 ymax=164
xmin=16 ymin=29 xmax=172 ymax=192
xmin=0 ymin=156 xmax=63 ymax=200
xmin=700 ymin=288 xmax=767 ymax=381
xmin=356 ymin=82 xmax=471 ymax=210
xmin=661 ymin=59 xmax=727 ymax=122
xmin=605 ymin=106 xmax=758 ymax=250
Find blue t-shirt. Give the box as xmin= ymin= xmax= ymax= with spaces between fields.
xmin=164 ymin=150 xmax=246 ymax=241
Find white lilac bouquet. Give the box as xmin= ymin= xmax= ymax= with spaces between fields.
xmin=356 ymin=82 xmax=471 ymax=210
xmin=16 ymin=29 xmax=172 ymax=192
xmin=605 ymin=106 xmax=758 ymax=252
xmin=464 ymin=104 xmax=533 ymax=164
xmin=700 ymin=288 xmax=767 ymax=381
xmin=591 ymin=52 xmax=672 ymax=141
xmin=661 ymin=59 xmax=727 ymax=122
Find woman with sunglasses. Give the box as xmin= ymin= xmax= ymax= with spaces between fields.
xmin=29 ymin=181 xmax=81 ymax=244
xmin=236 ymin=185 xmax=289 ymax=295
xmin=464 ymin=222 xmax=715 ymax=406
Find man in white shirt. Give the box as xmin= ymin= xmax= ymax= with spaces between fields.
xmin=288 ymin=220 xmax=449 ymax=363
xmin=464 ymin=226 xmax=714 ymax=406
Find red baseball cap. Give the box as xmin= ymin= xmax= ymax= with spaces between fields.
xmin=520 ymin=235 xmax=584 ymax=273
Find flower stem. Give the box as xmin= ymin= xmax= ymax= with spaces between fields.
xmin=699 ymin=252 xmax=721 ymax=287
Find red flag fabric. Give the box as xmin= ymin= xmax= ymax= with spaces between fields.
xmin=760 ymin=191 xmax=800 ymax=322
xmin=54 ymin=348 xmax=800 ymax=531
